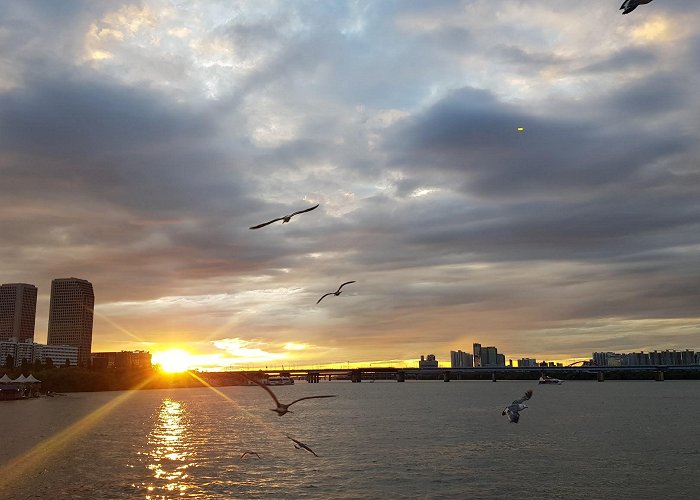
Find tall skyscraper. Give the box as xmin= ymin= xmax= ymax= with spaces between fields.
xmin=47 ymin=278 xmax=94 ymax=367
xmin=0 ymin=283 xmax=38 ymax=343
xmin=473 ymin=343 xmax=482 ymax=367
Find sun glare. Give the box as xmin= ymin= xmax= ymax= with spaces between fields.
xmin=152 ymin=349 xmax=194 ymax=373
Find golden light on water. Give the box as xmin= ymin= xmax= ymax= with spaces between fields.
xmin=0 ymin=376 xmax=155 ymax=494
xmin=142 ymin=399 xmax=194 ymax=498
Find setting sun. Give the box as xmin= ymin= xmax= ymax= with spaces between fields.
xmin=152 ymin=349 xmax=195 ymax=373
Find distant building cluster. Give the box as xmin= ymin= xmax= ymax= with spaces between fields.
xmin=593 ymin=350 xmax=700 ymax=367
xmin=472 ymin=343 xmax=506 ymax=367
xmin=0 ymin=339 xmax=78 ymax=368
xmin=517 ymin=358 xmax=563 ymax=368
xmin=1 ymin=278 xmax=154 ymax=371
xmin=447 ymin=343 xmax=508 ymax=368
xmin=92 ymin=351 xmax=152 ymax=369
xmin=0 ymin=279 xmax=94 ymax=368
xmin=418 ymin=354 xmax=438 ymax=369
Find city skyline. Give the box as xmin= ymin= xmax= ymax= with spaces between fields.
xmin=1 ymin=276 xmax=698 ymax=370
xmin=1 ymin=2 xmax=700 ymax=371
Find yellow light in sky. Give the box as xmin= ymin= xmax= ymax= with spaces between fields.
xmin=152 ymin=349 xmax=194 ymax=373
xmin=517 ymin=127 xmax=524 ymax=131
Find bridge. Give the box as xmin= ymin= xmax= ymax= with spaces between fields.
xmin=198 ymin=365 xmax=700 ymax=385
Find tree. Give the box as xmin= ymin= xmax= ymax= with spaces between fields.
xmin=4 ymin=355 xmax=13 ymax=370
xmin=45 ymin=358 xmax=54 ymax=369
xmin=64 ymin=358 xmax=71 ymax=368
xmin=21 ymin=358 xmax=29 ymax=371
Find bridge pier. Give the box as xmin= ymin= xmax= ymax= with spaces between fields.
xmin=443 ymin=370 xmax=451 ymax=382
xmin=655 ymin=369 xmax=664 ymax=382
xmin=491 ymin=371 xmax=497 ymax=382
xmin=351 ymin=370 xmax=362 ymax=383
xmin=597 ymin=371 xmax=605 ymax=382
xmin=306 ymin=372 xmax=320 ymax=383
xmin=396 ymin=370 xmax=405 ymax=382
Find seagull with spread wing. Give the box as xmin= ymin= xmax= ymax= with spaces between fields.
xmin=502 ymin=389 xmax=533 ymax=423
xmin=249 ymin=203 xmax=319 ymax=229
xmin=287 ymin=436 xmax=319 ymax=457
xmin=243 ymin=374 xmax=336 ymax=416
xmin=316 ymin=281 xmax=356 ymax=304
xmin=620 ymin=0 xmax=653 ymax=14
xmin=240 ymin=451 xmax=260 ymax=460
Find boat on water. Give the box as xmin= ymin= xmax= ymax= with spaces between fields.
xmin=266 ymin=375 xmax=294 ymax=386
xmin=538 ymin=375 xmax=563 ymax=385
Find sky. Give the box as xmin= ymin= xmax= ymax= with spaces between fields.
xmin=1 ymin=0 xmax=699 ymax=370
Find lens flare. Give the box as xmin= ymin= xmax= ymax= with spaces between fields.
xmin=152 ymin=349 xmax=194 ymax=373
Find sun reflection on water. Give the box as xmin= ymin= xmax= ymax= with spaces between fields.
xmin=139 ymin=398 xmax=195 ymax=498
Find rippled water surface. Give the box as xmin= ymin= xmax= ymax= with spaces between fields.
xmin=1 ymin=380 xmax=699 ymax=499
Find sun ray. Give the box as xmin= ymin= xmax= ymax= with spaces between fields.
xmin=93 ymin=309 xmax=147 ymax=344
xmin=0 ymin=375 xmax=156 ymax=494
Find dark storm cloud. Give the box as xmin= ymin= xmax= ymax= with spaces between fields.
xmin=388 ymin=85 xmax=693 ymax=198
xmin=0 ymin=72 xmax=211 ymax=157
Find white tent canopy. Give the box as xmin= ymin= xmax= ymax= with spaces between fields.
xmin=13 ymin=374 xmax=27 ymax=383
xmin=25 ymin=374 xmax=41 ymax=383
xmin=0 ymin=374 xmax=12 ymax=384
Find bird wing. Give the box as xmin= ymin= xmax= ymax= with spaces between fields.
xmin=335 ymin=281 xmax=356 ymax=293
xmin=316 ymin=293 xmax=334 ymax=304
xmin=287 ymin=395 xmax=336 ymax=408
xmin=242 ymin=374 xmax=281 ymax=407
xmin=289 ymin=204 xmax=320 ymax=217
xmin=249 ymin=217 xmax=284 ymax=229
xmin=287 ymin=436 xmax=318 ymax=457
xmin=512 ymin=389 xmax=533 ymax=405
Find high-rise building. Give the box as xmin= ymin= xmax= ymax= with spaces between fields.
xmin=450 ymin=350 xmax=474 ymax=368
xmin=473 ymin=343 xmax=482 ymax=367
xmin=0 ymin=283 xmax=38 ymax=343
xmin=47 ymin=278 xmax=94 ymax=367
xmin=481 ymin=346 xmax=499 ymax=367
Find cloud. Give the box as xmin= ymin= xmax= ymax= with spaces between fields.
xmin=1 ymin=1 xmax=700 ymax=365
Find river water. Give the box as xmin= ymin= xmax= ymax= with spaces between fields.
xmin=0 ymin=380 xmax=698 ymax=499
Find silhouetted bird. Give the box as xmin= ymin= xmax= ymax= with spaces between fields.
xmin=243 ymin=374 xmax=336 ymax=416
xmin=620 ymin=0 xmax=653 ymax=14
xmin=249 ymin=204 xmax=319 ymax=229
xmin=287 ymin=436 xmax=318 ymax=457
xmin=240 ymin=451 xmax=260 ymax=459
xmin=316 ymin=281 xmax=356 ymax=304
xmin=502 ymin=389 xmax=533 ymax=423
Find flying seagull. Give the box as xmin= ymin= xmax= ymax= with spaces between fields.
xmin=316 ymin=281 xmax=356 ymax=304
xmin=287 ymin=436 xmax=318 ymax=457
xmin=502 ymin=389 xmax=533 ymax=423
xmin=240 ymin=451 xmax=260 ymax=460
xmin=620 ymin=0 xmax=653 ymax=14
xmin=249 ymin=204 xmax=319 ymax=229
xmin=243 ymin=374 xmax=336 ymax=416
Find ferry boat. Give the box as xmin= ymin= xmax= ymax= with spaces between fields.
xmin=266 ymin=375 xmax=294 ymax=386
xmin=538 ymin=375 xmax=563 ymax=385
